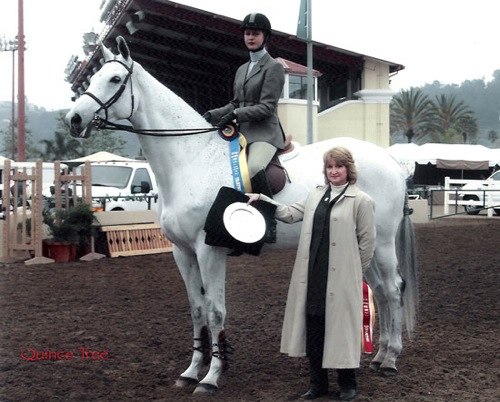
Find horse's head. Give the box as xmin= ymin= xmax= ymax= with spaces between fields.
xmin=66 ymin=36 xmax=135 ymax=138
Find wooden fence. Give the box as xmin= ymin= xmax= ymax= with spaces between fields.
xmin=1 ymin=160 xmax=92 ymax=264
xmin=1 ymin=160 xmax=172 ymax=264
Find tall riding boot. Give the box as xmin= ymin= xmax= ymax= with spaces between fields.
xmin=251 ymin=170 xmax=277 ymax=243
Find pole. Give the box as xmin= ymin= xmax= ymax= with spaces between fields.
xmin=306 ymin=0 xmax=313 ymax=145
xmin=17 ymin=0 xmax=26 ymax=161
xmin=11 ymin=48 xmax=16 ymax=160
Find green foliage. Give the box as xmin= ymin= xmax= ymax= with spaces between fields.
xmin=43 ymin=202 xmax=95 ymax=246
xmin=487 ymin=130 xmax=498 ymax=145
xmin=0 ymin=117 xmax=41 ymax=160
xmin=455 ymin=115 xmax=478 ymax=144
xmin=433 ymin=94 xmax=473 ymax=135
xmin=391 ymin=90 xmax=478 ymax=145
xmin=390 ymin=88 xmax=436 ymax=143
xmin=79 ymin=129 xmax=127 ymax=155
xmin=413 ymin=74 xmax=500 ymax=146
xmin=37 ymin=112 xmax=126 ymax=161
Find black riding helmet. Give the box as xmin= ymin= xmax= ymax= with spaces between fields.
xmin=241 ymin=13 xmax=272 ymax=38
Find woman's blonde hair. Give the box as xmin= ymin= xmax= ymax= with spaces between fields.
xmin=322 ymin=146 xmax=357 ymax=184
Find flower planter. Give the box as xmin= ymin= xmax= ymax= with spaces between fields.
xmin=43 ymin=241 xmax=77 ymax=263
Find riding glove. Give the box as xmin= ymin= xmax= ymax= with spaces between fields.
xmin=218 ymin=111 xmax=237 ymax=129
xmin=202 ymin=111 xmax=213 ymax=124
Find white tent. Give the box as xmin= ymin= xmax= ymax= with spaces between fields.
xmin=488 ymin=149 xmax=500 ymax=167
xmin=387 ymin=143 xmax=421 ymax=176
xmin=63 ymin=151 xmax=138 ymax=166
xmin=0 ymin=155 xmax=13 ymax=164
xmin=388 ymin=143 xmax=496 ymax=170
xmin=417 ymin=143 xmax=492 ymax=169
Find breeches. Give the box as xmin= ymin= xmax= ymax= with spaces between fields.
xmin=247 ymin=141 xmax=277 ymax=178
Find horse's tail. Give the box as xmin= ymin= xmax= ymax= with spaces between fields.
xmin=396 ymin=194 xmax=419 ymax=339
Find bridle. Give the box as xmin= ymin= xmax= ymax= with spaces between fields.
xmin=80 ymin=59 xmax=219 ymax=137
xmin=81 ymin=59 xmax=135 ymax=123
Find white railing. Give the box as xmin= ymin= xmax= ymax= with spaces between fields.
xmin=443 ymin=177 xmax=496 ymax=218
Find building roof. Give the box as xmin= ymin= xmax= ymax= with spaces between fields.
xmin=275 ymin=57 xmax=322 ymax=77
xmin=68 ymin=0 xmax=404 ymax=112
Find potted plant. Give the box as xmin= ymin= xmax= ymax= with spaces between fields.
xmin=43 ymin=202 xmax=95 ymax=262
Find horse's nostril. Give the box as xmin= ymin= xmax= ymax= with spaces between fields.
xmin=71 ymin=113 xmax=82 ymax=127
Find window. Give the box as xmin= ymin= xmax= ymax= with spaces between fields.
xmin=91 ymin=166 xmax=132 ymax=188
xmin=287 ymin=74 xmax=317 ymax=101
xmin=131 ymin=168 xmax=152 ymax=191
xmin=289 ymin=75 xmax=307 ymax=99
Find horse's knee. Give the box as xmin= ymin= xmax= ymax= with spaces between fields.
xmin=192 ymin=305 xmax=204 ymax=321
xmin=208 ymin=309 xmax=224 ymax=327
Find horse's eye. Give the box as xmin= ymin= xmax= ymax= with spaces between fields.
xmin=110 ymin=76 xmax=121 ymax=83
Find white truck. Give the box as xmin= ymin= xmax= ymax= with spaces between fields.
xmin=82 ymin=160 xmax=159 ymax=212
xmin=458 ymin=170 xmax=500 ymax=215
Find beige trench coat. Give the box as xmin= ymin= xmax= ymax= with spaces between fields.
xmin=263 ymin=184 xmax=375 ymax=368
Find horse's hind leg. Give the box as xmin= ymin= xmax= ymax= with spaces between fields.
xmin=367 ymin=243 xmax=404 ymax=375
xmin=172 ymin=247 xmax=209 ymax=388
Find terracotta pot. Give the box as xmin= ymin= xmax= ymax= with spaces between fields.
xmin=44 ymin=241 xmax=77 ymax=263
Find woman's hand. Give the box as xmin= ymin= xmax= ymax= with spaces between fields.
xmin=245 ymin=193 xmax=260 ymax=204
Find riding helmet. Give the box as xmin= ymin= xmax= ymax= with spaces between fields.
xmin=241 ymin=13 xmax=272 ymax=35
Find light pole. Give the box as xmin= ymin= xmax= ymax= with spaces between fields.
xmin=0 ymin=36 xmax=18 ymax=160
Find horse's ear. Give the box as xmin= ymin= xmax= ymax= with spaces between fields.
xmin=116 ymin=36 xmax=131 ymax=61
xmin=101 ymin=43 xmax=114 ymax=62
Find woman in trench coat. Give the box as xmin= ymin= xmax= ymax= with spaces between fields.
xmin=247 ymin=146 xmax=375 ymax=401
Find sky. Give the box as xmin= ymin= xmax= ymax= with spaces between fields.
xmin=1 ymin=0 xmax=500 ymax=111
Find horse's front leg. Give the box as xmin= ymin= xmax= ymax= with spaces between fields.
xmin=193 ymin=245 xmax=229 ymax=395
xmin=172 ymin=246 xmax=210 ymax=387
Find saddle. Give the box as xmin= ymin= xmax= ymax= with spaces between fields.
xmin=258 ymin=134 xmax=294 ymax=195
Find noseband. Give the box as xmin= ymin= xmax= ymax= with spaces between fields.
xmin=81 ymin=59 xmax=135 ymax=122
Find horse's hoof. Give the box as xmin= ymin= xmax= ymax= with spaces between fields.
xmin=193 ymin=382 xmax=218 ymax=395
xmin=175 ymin=376 xmax=198 ymax=388
xmin=369 ymin=361 xmax=381 ymax=372
xmin=380 ymin=366 xmax=398 ymax=377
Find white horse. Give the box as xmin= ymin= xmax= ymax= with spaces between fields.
xmin=66 ymin=36 xmax=418 ymax=394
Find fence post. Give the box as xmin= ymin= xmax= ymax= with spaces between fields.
xmin=486 ymin=178 xmax=493 ymax=218
xmin=1 ymin=160 xmax=12 ymax=261
xmin=444 ymin=177 xmax=450 ymax=215
xmin=30 ymin=161 xmax=46 ymax=260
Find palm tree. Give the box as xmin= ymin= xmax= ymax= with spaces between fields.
xmin=433 ymin=94 xmax=474 ymax=138
xmin=487 ymin=129 xmax=498 ymax=146
xmin=390 ymin=88 xmax=436 ymax=143
xmin=455 ymin=114 xmax=478 ymax=144
xmin=39 ymin=112 xmax=83 ymax=161
xmin=39 ymin=131 xmax=83 ymax=161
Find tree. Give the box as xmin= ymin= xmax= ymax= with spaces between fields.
xmin=455 ymin=114 xmax=478 ymax=144
xmin=39 ymin=112 xmax=126 ymax=161
xmin=487 ymin=129 xmax=498 ymax=146
xmin=39 ymin=112 xmax=83 ymax=161
xmin=0 ymin=117 xmax=40 ymax=160
xmin=390 ymin=88 xmax=436 ymax=144
xmin=433 ymin=94 xmax=474 ymax=140
xmin=79 ymin=129 xmax=126 ymax=155
xmin=39 ymin=131 xmax=83 ymax=161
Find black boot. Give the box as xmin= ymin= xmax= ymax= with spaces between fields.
xmin=337 ymin=369 xmax=357 ymax=400
xmin=251 ymin=170 xmax=277 ymax=243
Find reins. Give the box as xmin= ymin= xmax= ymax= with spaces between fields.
xmin=91 ymin=116 xmax=220 ymax=137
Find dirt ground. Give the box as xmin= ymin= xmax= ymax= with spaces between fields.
xmin=0 ymin=218 xmax=498 ymax=402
